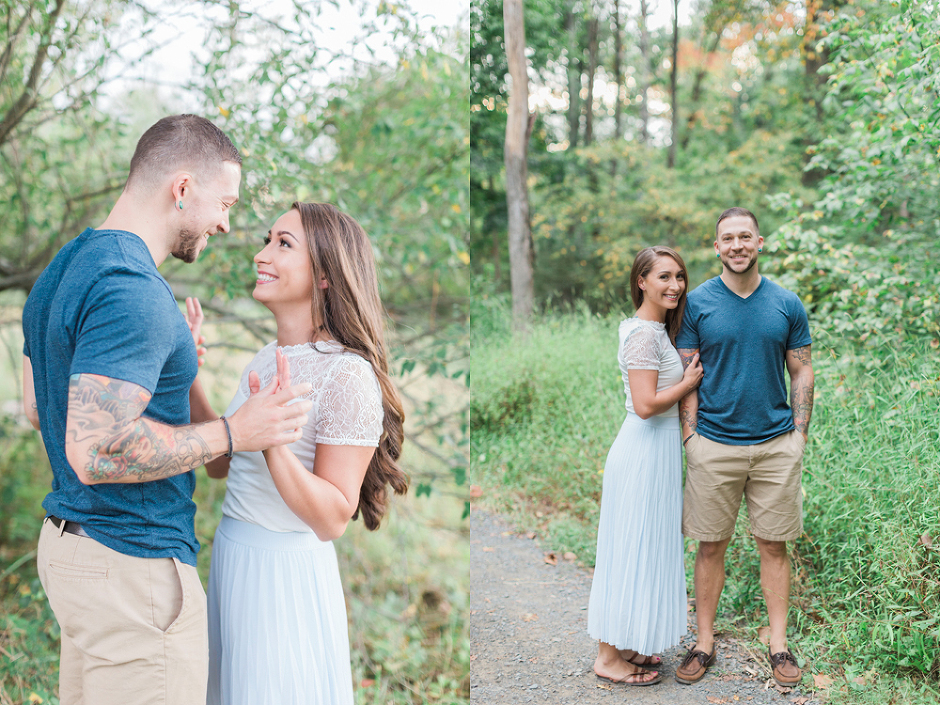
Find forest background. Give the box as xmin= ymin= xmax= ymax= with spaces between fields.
xmin=0 ymin=1 xmax=470 ymax=704
xmin=471 ymin=0 xmax=940 ymax=702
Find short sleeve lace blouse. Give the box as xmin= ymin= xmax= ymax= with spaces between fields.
xmin=618 ymin=318 xmax=684 ymax=418
xmin=220 ymin=340 xmax=384 ymax=533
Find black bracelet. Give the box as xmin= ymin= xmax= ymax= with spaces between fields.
xmin=683 ymin=433 xmax=694 ymax=446
xmin=220 ymin=416 xmax=234 ymax=458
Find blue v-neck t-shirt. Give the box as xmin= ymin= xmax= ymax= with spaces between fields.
xmin=675 ymin=275 xmax=811 ymax=445
xmin=22 ymin=228 xmax=200 ymax=565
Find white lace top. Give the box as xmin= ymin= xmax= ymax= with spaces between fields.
xmin=618 ymin=318 xmax=684 ymax=418
xmin=220 ymin=340 xmax=384 ymax=533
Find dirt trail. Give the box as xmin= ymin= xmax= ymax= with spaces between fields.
xmin=469 ymin=509 xmax=819 ymax=705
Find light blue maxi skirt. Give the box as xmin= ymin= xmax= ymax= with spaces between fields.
xmin=587 ymin=413 xmax=687 ymax=654
xmin=207 ymin=516 xmax=353 ymax=705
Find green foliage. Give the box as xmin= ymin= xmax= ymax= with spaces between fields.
xmin=765 ymin=0 xmax=940 ymax=352
xmin=526 ymin=132 xmax=813 ymax=308
xmin=472 ymin=301 xmax=940 ymax=693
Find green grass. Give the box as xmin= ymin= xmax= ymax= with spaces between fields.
xmin=471 ymin=300 xmax=940 ymax=700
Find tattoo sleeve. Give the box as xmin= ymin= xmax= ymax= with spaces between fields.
xmin=67 ymin=374 xmax=215 ymax=482
xmin=677 ymin=348 xmax=699 ymax=435
xmin=787 ymin=345 xmax=814 ymax=437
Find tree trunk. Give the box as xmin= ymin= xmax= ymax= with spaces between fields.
xmin=680 ymin=30 xmax=722 ymax=150
xmin=612 ymin=0 xmax=623 ymax=142
xmin=638 ymin=0 xmax=650 ymax=144
xmin=667 ymin=0 xmax=679 ymax=168
xmin=584 ymin=12 xmax=599 ymax=145
xmin=565 ymin=7 xmax=580 ymax=149
xmin=504 ymin=0 xmax=534 ymax=331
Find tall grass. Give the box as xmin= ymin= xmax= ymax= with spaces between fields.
xmin=471 ymin=298 xmax=940 ymax=700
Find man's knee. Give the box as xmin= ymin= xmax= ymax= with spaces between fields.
xmin=697 ymin=539 xmax=731 ymax=562
xmin=754 ymin=537 xmax=788 ymax=561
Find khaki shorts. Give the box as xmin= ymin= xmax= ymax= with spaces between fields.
xmin=682 ymin=429 xmax=805 ymax=542
xmin=37 ymin=518 xmax=208 ymax=705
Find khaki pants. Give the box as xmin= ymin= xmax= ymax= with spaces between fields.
xmin=37 ymin=518 xmax=208 ymax=705
xmin=683 ymin=429 xmax=805 ymax=542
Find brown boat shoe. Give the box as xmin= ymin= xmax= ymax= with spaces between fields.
xmin=675 ymin=646 xmax=717 ymax=684
xmin=768 ymin=648 xmax=802 ymax=686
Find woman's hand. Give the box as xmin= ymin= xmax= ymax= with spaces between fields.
xmin=185 ymin=297 xmax=207 ymax=368
xmin=682 ymin=352 xmax=703 ymax=392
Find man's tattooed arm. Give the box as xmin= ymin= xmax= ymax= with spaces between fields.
xmin=785 ymin=345 xmax=814 ymax=439
xmin=677 ymin=348 xmax=699 ymax=440
xmin=66 ymin=373 xmax=224 ymax=484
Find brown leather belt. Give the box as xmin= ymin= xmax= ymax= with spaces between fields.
xmin=48 ymin=515 xmax=91 ymax=538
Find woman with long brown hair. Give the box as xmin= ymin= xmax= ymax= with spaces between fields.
xmin=188 ymin=202 xmax=407 ymax=704
xmin=586 ymin=246 xmax=702 ymax=686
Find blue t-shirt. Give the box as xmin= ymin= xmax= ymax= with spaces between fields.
xmin=675 ymin=275 xmax=812 ymax=446
xmin=22 ymin=228 xmax=200 ymax=565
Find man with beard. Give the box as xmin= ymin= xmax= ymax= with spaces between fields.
xmin=673 ymin=207 xmax=814 ymax=689
xmin=22 ymin=114 xmax=313 ymax=705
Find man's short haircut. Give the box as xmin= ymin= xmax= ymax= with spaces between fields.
xmin=716 ymin=207 xmax=759 ymax=236
xmin=126 ymin=114 xmax=241 ymax=190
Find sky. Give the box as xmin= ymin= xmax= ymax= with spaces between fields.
xmin=105 ymin=0 xmax=468 ymax=107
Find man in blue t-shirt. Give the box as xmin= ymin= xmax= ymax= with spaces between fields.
xmin=22 ymin=115 xmax=313 ymax=705
xmin=673 ymin=208 xmax=814 ymax=689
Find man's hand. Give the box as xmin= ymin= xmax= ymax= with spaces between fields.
xmin=229 ymin=356 xmax=312 ymax=452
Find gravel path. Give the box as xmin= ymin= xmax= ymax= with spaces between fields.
xmin=469 ymin=509 xmax=820 ymax=705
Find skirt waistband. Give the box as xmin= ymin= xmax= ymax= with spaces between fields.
xmin=216 ymin=515 xmax=333 ymax=552
xmin=623 ymin=413 xmax=680 ymax=430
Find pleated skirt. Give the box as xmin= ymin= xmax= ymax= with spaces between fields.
xmin=207 ymin=516 xmax=353 ymax=705
xmin=587 ymin=413 xmax=687 ymax=654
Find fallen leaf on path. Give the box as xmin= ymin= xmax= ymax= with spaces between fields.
xmin=757 ymin=626 xmax=772 ymax=645
xmin=595 ymin=684 xmax=613 ymax=691
xmin=791 ymin=698 xmax=810 ymax=705
xmin=563 ymin=551 xmax=577 ymax=561
xmin=543 ymin=552 xmax=558 ymax=565
xmin=469 ymin=485 xmax=483 ymax=498
xmin=470 ymin=654 xmax=477 ymax=661
xmin=774 ymin=684 xmax=793 ymax=694
xmin=528 ymin=657 xmax=539 ymax=663
xmin=360 ymin=679 xmax=375 ymax=688
xmin=853 ymin=675 xmax=867 ymax=686
xmin=521 ymin=613 xmax=538 ymax=622
xmin=706 ymin=697 xmax=728 ymax=704
xmin=814 ymin=673 xmax=835 ymax=688
xmin=482 ymin=547 xmax=495 ymax=552
xmin=918 ymin=532 xmax=933 ymax=548
xmin=525 ymin=531 xmax=536 ymax=539
xmin=501 ymin=531 xmax=512 ymax=537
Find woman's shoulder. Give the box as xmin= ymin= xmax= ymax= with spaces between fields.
xmin=619 ymin=317 xmax=667 ymax=341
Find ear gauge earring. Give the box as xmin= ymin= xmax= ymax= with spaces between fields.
xmin=758 ymin=247 xmax=763 ymax=252
xmin=716 ymin=252 xmax=720 ymax=258
xmin=178 ymin=201 xmax=184 ymax=210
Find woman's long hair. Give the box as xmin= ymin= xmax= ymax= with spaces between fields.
xmin=293 ymin=201 xmax=407 ymax=530
xmin=629 ymin=246 xmax=689 ymax=346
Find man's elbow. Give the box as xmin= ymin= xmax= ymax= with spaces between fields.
xmin=65 ymin=447 xmax=97 ymax=485
xmin=25 ymin=409 xmax=41 ymax=431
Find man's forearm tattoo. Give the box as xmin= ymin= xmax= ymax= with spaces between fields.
xmin=789 ymin=345 xmax=814 ymax=436
xmin=791 ymin=377 xmax=814 ymax=436
xmin=679 ymin=402 xmax=697 ymax=432
xmin=68 ymin=375 xmax=213 ymax=481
